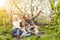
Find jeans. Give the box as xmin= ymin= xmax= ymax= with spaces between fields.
xmin=12 ymin=28 xmax=31 ymax=37
xmin=12 ymin=28 xmax=23 ymax=36
xmin=24 ymin=33 xmax=31 ymax=36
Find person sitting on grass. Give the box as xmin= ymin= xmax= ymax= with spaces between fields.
xmin=12 ymin=15 xmax=30 ymax=37
xmin=12 ymin=15 xmax=22 ymax=40
xmin=23 ymin=14 xmax=39 ymax=36
xmin=20 ymin=21 xmax=31 ymax=37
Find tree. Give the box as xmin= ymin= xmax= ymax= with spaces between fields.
xmin=19 ymin=0 xmax=52 ymax=23
xmin=0 ymin=0 xmax=52 ymax=25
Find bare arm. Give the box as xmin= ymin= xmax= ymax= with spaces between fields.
xmin=31 ymin=11 xmax=42 ymax=20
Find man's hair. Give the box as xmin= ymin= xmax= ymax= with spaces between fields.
xmin=23 ymin=14 xmax=26 ymax=18
xmin=23 ymin=14 xmax=30 ymax=18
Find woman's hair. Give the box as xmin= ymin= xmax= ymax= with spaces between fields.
xmin=13 ymin=15 xmax=19 ymax=21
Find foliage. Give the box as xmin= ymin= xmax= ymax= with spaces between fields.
xmin=0 ymin=0 xmax=60 ymax=40
xmin=0 ymin=26 xmax=12 ymax=35
xmin=0 ymin=34 xmax=12 ymax=40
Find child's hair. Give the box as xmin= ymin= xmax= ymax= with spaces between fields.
xmin=20 ymin=21 xmax=25 ymax=27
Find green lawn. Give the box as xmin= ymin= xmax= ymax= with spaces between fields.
xmin=0 ymin=25 xmax=60 ymax=40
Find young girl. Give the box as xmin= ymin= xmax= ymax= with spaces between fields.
xmin=20 ymin=21 xmax=31 ymax=37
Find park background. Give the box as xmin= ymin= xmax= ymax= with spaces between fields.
xmin=0 ymin=0 xmax=60 ymax=40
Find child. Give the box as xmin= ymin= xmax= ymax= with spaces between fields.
xmin=20 ymin=21 xmax=31 ymax=37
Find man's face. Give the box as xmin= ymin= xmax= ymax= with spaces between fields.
xmin=24 ymin=15 xmax=29 ymax=20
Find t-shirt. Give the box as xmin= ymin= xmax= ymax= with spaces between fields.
xmin=12 ymin=19 xmax=21 ymax=29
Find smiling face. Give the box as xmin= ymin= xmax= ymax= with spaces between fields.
xmin=23 ymin=14 xmax=30 ymax=20
xmin=22 ymin=21 xmax=25 ymax=26
xmin=20 ymin=21 xmax=25 ymax=27
xmin=13 ymin=15 xmax=19 ymax=21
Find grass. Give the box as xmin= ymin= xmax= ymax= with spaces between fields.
xmin=0 ymin=25 xmax=60 ymax=40
xmin=11 ymin=34 xmax=56 ymax=40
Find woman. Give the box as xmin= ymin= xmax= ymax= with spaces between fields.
xmin=12 ymin=15 xmax=22 ymax=38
